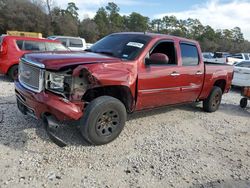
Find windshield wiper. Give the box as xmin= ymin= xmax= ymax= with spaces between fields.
xmin=95 ymin=50 xmax=115 ymax=57
xmin=84 ymin=48 xmax=92 ymax=52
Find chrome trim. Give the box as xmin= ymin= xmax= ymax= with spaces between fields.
xmin=20 ymin=57 xmax=45 ymax=68
xmin=19 ymin=58 xmax=45 ymax=93
xmin=19 ymin=70 xmax=45 ymax=93
xmin=140 ymin=85 xmax=201 ymax=94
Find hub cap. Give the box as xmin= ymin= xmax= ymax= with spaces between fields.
xmin=212 ymin=93 xmax=220 ymax=108
xmin=96 ymin=110 xmax=120 ymax=137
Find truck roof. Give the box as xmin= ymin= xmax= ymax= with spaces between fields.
xmin=113 ymin=32 xmax=198 ymax=44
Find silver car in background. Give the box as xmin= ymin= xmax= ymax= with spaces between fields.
xmin=232 ymin=61 xmax=250 ymax=87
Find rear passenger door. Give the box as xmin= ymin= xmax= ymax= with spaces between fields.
xmin=177 ymin=42 xmax=204 ymax=102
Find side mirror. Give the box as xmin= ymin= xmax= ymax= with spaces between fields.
xmin=145 ymin=53 xmax=169 ymax=65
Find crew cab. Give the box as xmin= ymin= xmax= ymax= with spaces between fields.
xmin=15 ymin=32 xmax=234 ymax=146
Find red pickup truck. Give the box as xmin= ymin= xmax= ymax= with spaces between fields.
xmin=15 ymin=32 xmax=233 ymax=146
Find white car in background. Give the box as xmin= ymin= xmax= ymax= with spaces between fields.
xmin=48 ymin=36 xmax=87 ymax=51
xmin=202 ymin=52 xmax=230 ymax=64
xmin=202 ymin=52 xmax=217 ymax=63
xmin=213 ymin=52 xmax=231 ymax=64
xmin=232 ymin=61 xmax=250 ymax=87
xmin=226 ymin=53 xmax=250 ymax=65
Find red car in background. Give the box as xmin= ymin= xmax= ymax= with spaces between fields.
xmin=0 ymin=35 xmax=68 ymax=79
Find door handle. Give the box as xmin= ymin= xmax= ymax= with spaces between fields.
xmin=170 ymin=72 xmax=180 ymax=76
xmin=196 ymin=71 xmax=203 ymax=75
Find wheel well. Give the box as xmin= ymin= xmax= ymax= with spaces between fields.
xmin=82 ymin=86 xmax=134 ymax=112
xmin=214 ymin=79 xmax=226 ymax=93
xmin=7 ymin=64 xmax=18 ymax=75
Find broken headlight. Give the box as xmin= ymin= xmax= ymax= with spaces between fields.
xmin=48 ymin=73 xmax=65 ymax=92
xmin=45 ymin=72 xmax=72 ymax=96
xmin=45 ymin=71 xmax=88 ymax=100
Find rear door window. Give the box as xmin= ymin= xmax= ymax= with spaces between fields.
xmin=180 ymin=43 xmax=199 ymax=66
xmin=23 ymin=41 xmax=46 ymax=51
xmin=16 ymin=40 xmax=24 ymax=50
xmin=69 ymin=39 xmax=83 ymax=48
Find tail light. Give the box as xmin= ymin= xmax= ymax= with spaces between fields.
xmin=0 ymin=40 xmax=7 ymax=55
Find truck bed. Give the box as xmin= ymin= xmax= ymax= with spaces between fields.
xmin=198 ymin=62 xmax=234 ymax=100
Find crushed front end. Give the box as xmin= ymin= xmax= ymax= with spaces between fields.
xmin=15 ymin=58 xmax=89 ymax=146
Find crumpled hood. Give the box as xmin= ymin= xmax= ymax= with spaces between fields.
xmin=23 ymin=51 xmax=121 ymax=70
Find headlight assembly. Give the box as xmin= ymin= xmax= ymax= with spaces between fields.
xmin=45 ymin=70 xmax=88 ymax=100
xmin=45 ymin=71 xmax=72 ymax=95
xmin=48 ymin=73 xmax=65 ymax=92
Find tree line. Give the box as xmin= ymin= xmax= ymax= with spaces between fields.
xmin=0 ymin=0 xmax=250 ymax=53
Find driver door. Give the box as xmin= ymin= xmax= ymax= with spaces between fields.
xmin=136 ymin=40 xmax=184 ymax=110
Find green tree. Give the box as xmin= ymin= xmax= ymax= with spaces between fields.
xmin=66 ymin=2 xmax=79 ymax=19
xmin=79 ymin=18 xmax=99 ymax=43
xmin=51 ymin=6 xmax=78 ymax=36
xmin=0 ymin=0 xmax=48 ymax=35
xmin=231 ymin=27 xmax=244 ymax=43
xmin=94 ymin=7 xmax=109 ymax=38
xmin=126 ymin=12 xmax=149 ymax=32
xmin=105 ymin=2 xmax=124 ymax=32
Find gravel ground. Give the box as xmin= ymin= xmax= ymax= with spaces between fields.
xmin=0 ymin=75 xmax=249 ymax=188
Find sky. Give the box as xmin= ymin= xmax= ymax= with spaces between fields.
xmin=55 ymin=0 xmax=250 ymax=40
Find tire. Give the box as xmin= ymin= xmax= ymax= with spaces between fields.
xmin=240 ymin=98 xmax=248 ymax=108
xmin=203 ymin=86 xmax=222 ymax=112
xmin=80 ymin=96 xmax=127 ymax=145
xmin=8 ymin=65 xmax=18 ymax=80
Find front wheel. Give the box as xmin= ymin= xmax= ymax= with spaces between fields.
xmin=8 ymin=65 xmax=18 ymax=80
xmin=240 ymin=98 xmax=248 ymax=108
xmin=203 ymin=86 xmax=222 ymax=112
xmin=80 ymin=96 xmax=127 ymax=145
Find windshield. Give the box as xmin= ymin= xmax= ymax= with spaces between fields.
xmin=89 ymin=34 xmax=151 ymax=60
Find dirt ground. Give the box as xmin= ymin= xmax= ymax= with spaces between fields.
xmin=0 ymin=75 xmax=249 ymax=188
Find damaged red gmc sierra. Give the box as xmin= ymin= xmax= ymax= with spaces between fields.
xmin=15 ymin=32 xmax=234 ymax=146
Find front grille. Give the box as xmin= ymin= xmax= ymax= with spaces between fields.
xmin=19 ymin=58 xmax=44 ymax=92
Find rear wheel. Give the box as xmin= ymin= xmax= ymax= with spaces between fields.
xmin=8 ymin=65 xmax=18 ymax=80
xmin=203 ymin=86 xmax=222 ymax=112
xmin=240 ymin=98 xmax=248 ymax=108
xmin=80 ymin=96 xmax=127 ymax=145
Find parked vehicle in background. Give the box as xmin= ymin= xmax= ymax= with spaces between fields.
xmin=48 ymin=36 xmax=87 ymax=51
xmin=86 ymin=43 xmax=93 ymax=49
xmin=226 ymin=53 xmax=250 ymax=65
xmin=232 ymin=61 xmax=250 ymax=87
xmin=202 ymin=52 xmax=217 ymax=63
xmin=212 ymin=52 xmax=231 ymax=64
xmin=7 ymin=30 xmax=42 ymax=38
xmin=0 ymin=35 xmax=68 ymax=80
xmin=15 ymin=32 xmax=234 ymax=146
